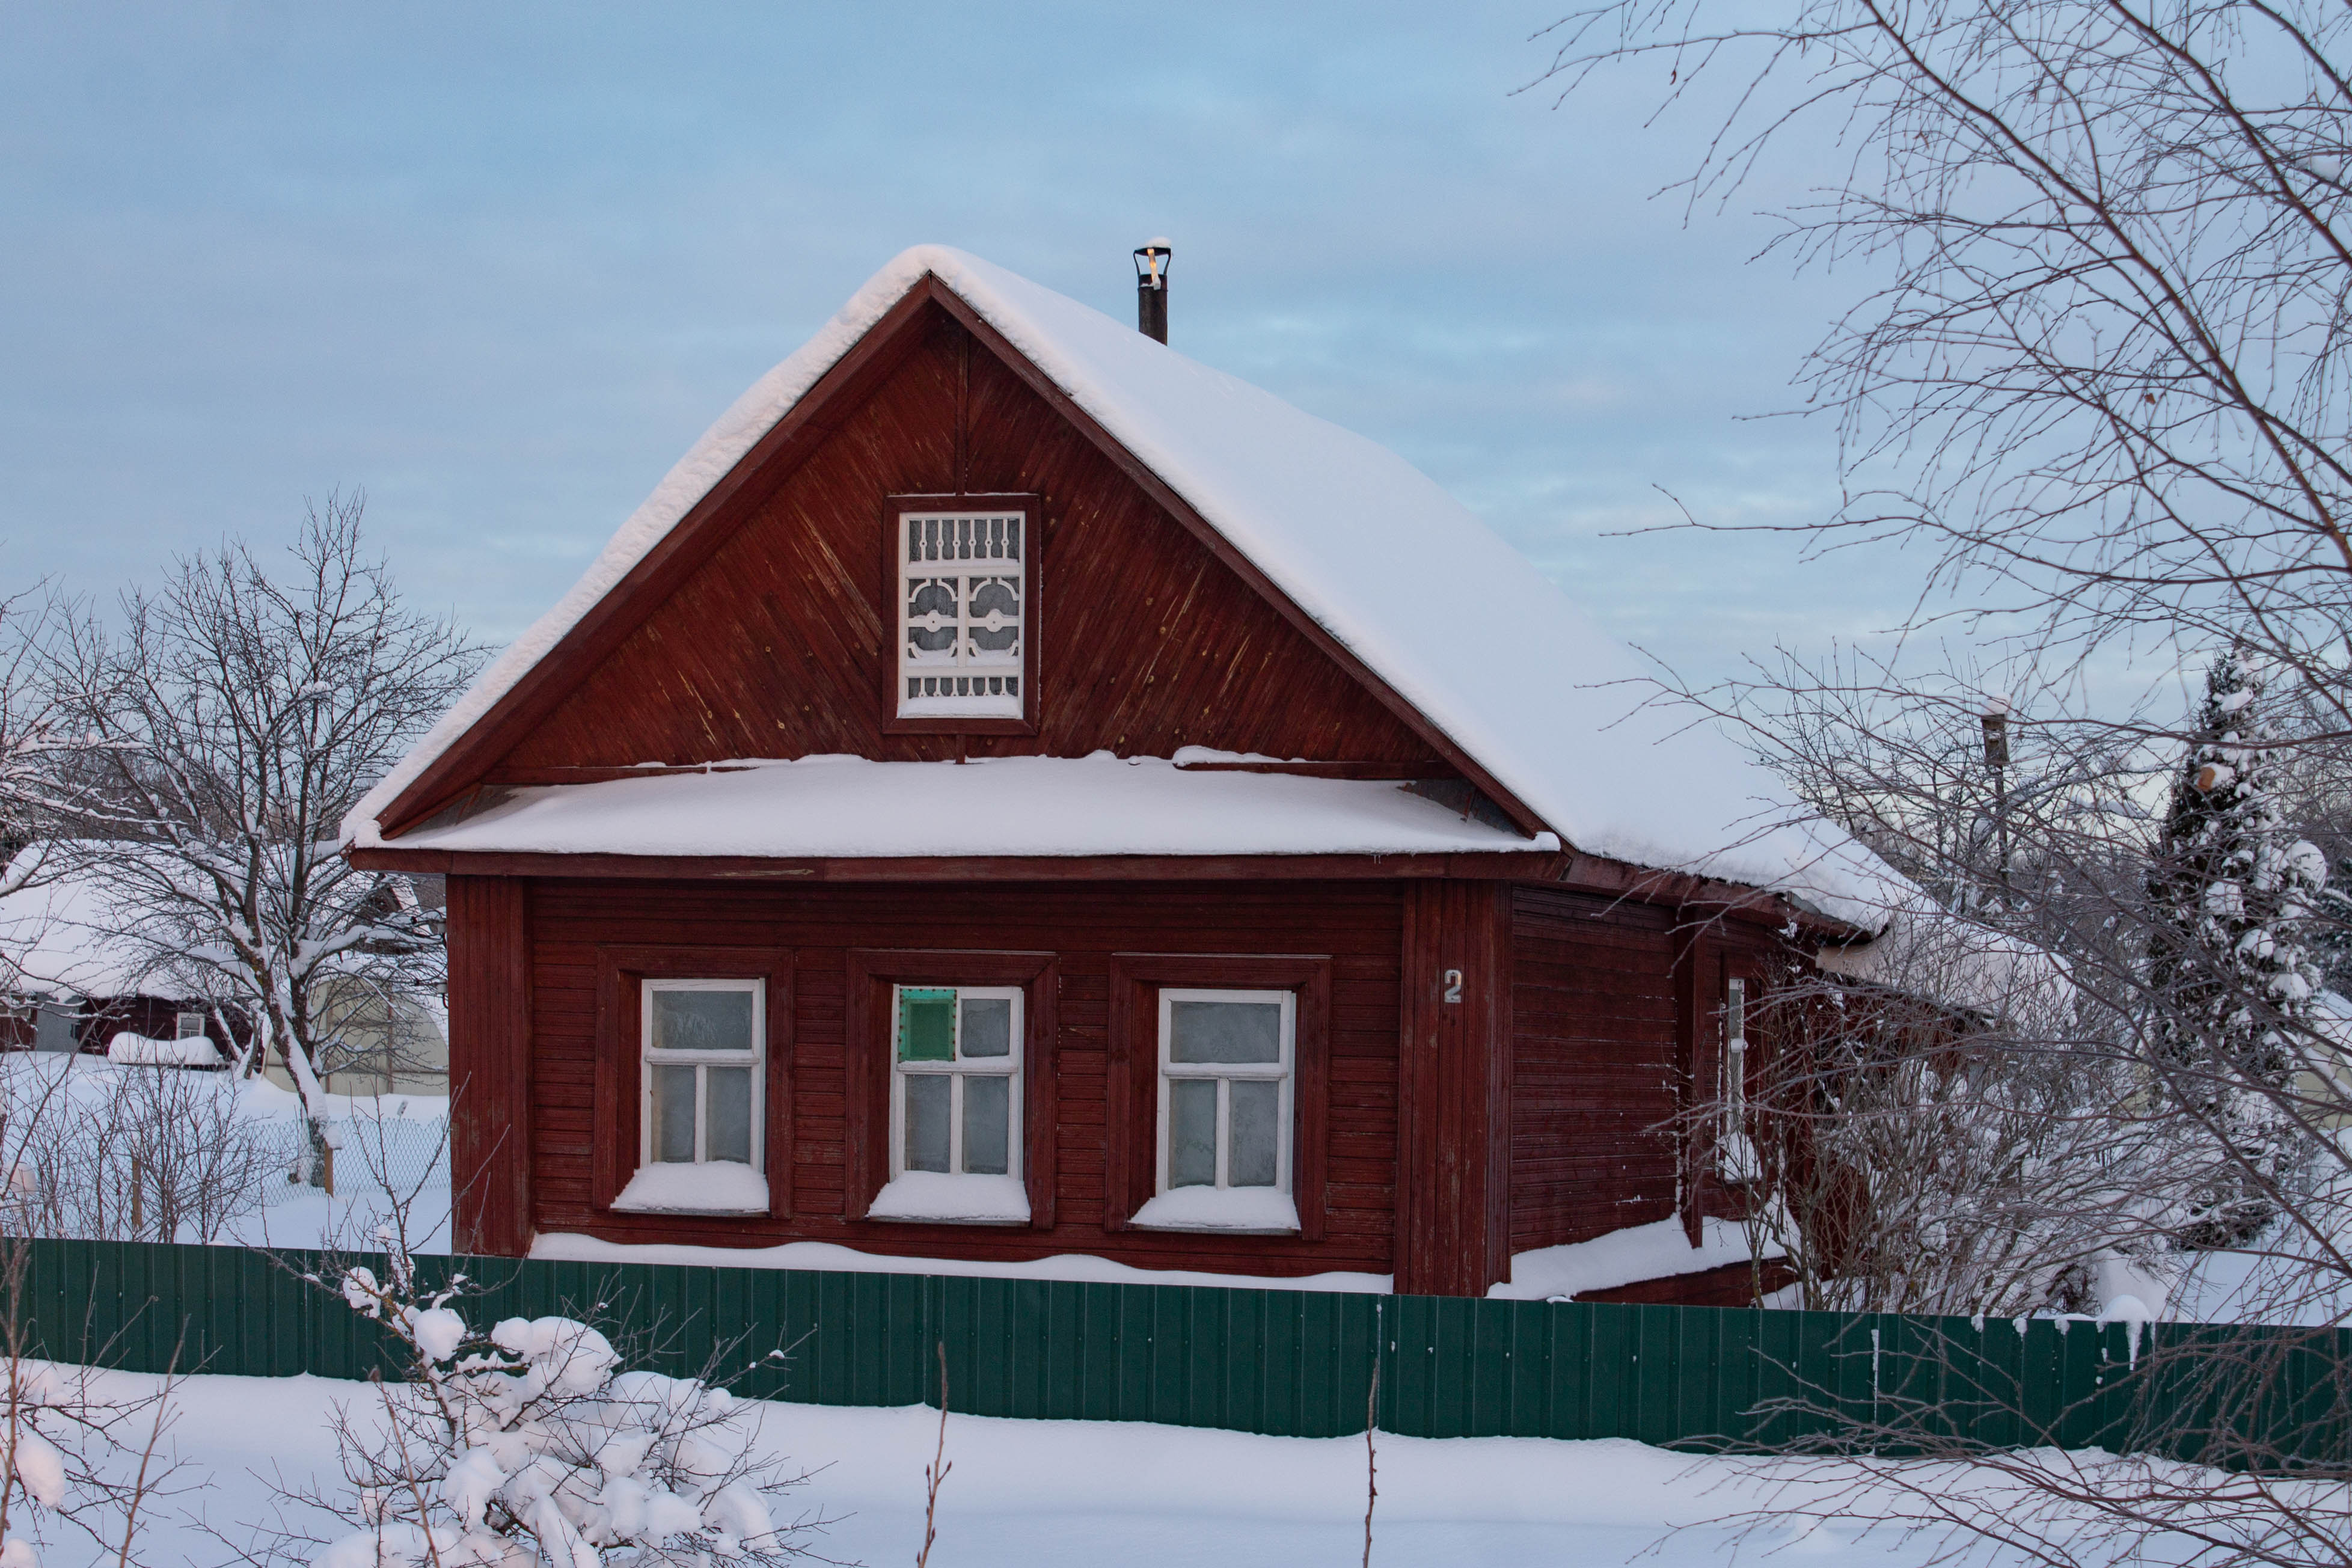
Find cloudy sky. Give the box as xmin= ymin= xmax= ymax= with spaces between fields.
xmin=0 ymin=1 xmax=1921 ymax=687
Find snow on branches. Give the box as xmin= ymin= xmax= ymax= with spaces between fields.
xmin=296 ymin=1252 xmax=815 ymax=1568
xmin=2146 ymin=648 xmax=2330 ymax=1247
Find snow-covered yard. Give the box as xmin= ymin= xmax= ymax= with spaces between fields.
xmin=20 ymin=1368 xmax=2160 ymax=1567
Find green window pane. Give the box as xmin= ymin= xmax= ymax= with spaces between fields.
xmin=651 ymin=988 xmax=755 ymax=1052
xmin=899 ymin=989 xmax=955 ymax=1062
xmin=1169 ymin=1000 xmax=1282 ymax=1064
xmin=960 ymin=997 xmax=1012 ymax=1058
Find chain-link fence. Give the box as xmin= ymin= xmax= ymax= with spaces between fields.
xmin=254 ymin=1116 xmax=450 ymax=1207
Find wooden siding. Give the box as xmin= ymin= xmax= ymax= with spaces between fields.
xmin=448 ymin=877 xmax=533 ymax=1257
xmin=488 ymin=307 xmax=1447 ymax=779
xmin=1506 ymin=886 xmax=1681 ymax=1255
xmin=518 ymin=878 xmax=1407 ymax=1279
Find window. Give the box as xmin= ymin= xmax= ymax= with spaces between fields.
xmin=614 ymin=979 xmax=768 ymax=1214
xmin=897 ymin=508 xmax=1026 ymax=719
xmin=174 ymin=1010 xmax=206 ymax=1040
xmin=1718 ymin=976 xmax=1760 ymax=1183
xmin=870 ymin=985 xmax=1028 ymax=1223
xmin=1133 ymin=988 xmax=1297 ymax=1232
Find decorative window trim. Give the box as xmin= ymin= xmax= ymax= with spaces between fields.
xmin=592 ymin=948 xmax=794 ymax=1222
xmin=845 ymin=950 xmax=1057 ymax=1230
xmin=870 ymin=984 xmax=1027 ymax=1224
xmin=1105 ymin=954 xmax=1329 ymax=1240
xmin=878 ymin=493 xmax=1042 ymax=737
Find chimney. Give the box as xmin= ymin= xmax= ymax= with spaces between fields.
xmin=1133 ymin=239 xmax=1172 ymax=343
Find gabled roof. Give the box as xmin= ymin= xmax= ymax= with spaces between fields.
xmin=345 ymin=247 xmax=1905 ymax=929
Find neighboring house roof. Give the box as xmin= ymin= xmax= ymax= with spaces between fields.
xmin=0 ymin=849 xmax=165 ymax=999
xmin=345 ymin=247 xmax=1908 ymax=931
xmin=1813 ymin=898 xmax=2078 ymax=1032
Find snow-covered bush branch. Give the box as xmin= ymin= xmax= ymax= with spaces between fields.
xmin=259 ymin=1196 xmax=818 ymax=1568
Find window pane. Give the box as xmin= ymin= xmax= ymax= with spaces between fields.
xmin=652 ymin=1065 xmax=697 ymax=1163
xmin=899 ymin=990 xmax=955 ymax=1062
xmin=963 ymin=1075 xmax=1010 ymax=1175
xmin=1169 ymin=1080 xmax=1217 ymax=1189
xmin=175 ymin=1011 xmax=206 ymax=1040
xmin=960 ymin=997 xmax=1012 ymax=1058
xmin=1169 ymin=1000 xmax=1283 ymax=1064
xmin=904 ymin=1074 xmax=951 ymax=1173
xmin=1228 ymin=1080 xmax=1281 ymax=1188
xmin=905 ymin=580 xmax=958 ymax=655
xmin=651 ymin=989 xmax=754 ymax=1053
xmin=966 ymin=577 xmax=1021 ymax=654
xmin=705 ymin=1067 xmax=753 ymax=1166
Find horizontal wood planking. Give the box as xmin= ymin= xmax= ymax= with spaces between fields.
xmin=488 ymin=307 xmax=1447 ymax=779
xmin=1507 ymin=888 xmax=1680 ymax=1255
xmin=521 ymin=878 xmax=1408 ymax=1280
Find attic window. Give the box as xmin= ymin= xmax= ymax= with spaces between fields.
xmin=898 ymin=507 xmax=1027 ymax=720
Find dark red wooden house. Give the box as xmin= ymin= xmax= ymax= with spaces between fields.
xmin=346 ymin=247 xmax=1899 ymax=1297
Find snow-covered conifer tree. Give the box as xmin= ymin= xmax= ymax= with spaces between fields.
xmin=2145 ymin=648 xmax=2330 ymax=1248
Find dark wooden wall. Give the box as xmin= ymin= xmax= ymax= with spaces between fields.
xmin=489 ymin=307 xmax=1447 ymax=777
xmin=520 ymin=877 xmax=1409 ymax=1279
xmin=1505 ymin=887 xmax=1682 ymax=1255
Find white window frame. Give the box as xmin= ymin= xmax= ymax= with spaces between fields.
xmin=1718 ymin=976 xmax=1760 ymax=1182
xmin=173 ymin=1009 xmax=207 ymax=1040
xmin=887 ymin=985 xmax=1024 ymax=1181
xmin=896 ymin=509 xmax=1027 ymax=720
xmin=1155 ymin=988 xmax=1296 ymax=1198
xmin=639 ymin=979 xmax=766 ymax=1172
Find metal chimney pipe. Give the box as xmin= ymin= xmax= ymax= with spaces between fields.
xmin=1133 ymin=239 xmax=1172 ymax=343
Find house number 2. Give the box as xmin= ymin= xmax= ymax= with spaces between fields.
xmin=1441 ymin=969 xmax=1464 ymax=1003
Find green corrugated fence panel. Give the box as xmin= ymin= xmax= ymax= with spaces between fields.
xmin=10 ymin=1239 xmax=2352 ymax=1465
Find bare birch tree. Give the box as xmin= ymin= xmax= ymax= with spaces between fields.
xmin=1536 ymin=0 xmax=2352 ymax=1557
xmin=50 ymin=496 xmax=479 ymax=1164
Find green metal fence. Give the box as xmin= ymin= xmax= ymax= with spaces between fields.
xmin=8 ymin=1239 xmax=2347 ymax=1466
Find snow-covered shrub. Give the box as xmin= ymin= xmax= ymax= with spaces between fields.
xmin=299 ymin=1254 xmax=813 ymax=1567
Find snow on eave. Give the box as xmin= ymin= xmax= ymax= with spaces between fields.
xmin=345 ymin=247 xmax=1908 ymax=929
xmin=1812 ymin=899 xmax=2077 ymax=1030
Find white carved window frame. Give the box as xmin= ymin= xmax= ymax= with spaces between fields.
xmin=637 ymin=978 xmax=767 ymax=1174
xmin=1153 ymin=988 xmax=1296 ymax=1199
xmin=886 ymin=984 xmax=1026 ymax=1183
xmin=897 ymin=509 xmax=1027 ymax=719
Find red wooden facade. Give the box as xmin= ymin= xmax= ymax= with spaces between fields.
xmin=355 ymin=266 xmax=1844 ymax=1298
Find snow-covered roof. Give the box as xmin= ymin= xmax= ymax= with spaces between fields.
xmin=381 ymin=753 xmax=1558 ymax=860
xmin=346 ymin=246 xmax=1906 ymax=929
xmin=1813 ymin=899 xmax=2077 ymax=1030
xmin=0 ymin=850 xmax=161 ymax=999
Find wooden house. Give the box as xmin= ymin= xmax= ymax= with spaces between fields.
xmin=345 ymin=247 xmax=1900 ymax=1297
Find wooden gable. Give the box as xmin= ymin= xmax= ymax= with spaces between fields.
xmin=376 ymin=274 xmax=1567 ymax=838
xmin=489 ymin=302 xmax=1445 ymax=776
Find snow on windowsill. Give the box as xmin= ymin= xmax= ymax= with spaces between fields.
xmin=609 ymin=1162 xmax=769 ymax=1216
xmin=105 ymin=1033 xmax=224 ymax=1068
xmin=866 ymin=1172 xmax=1031 ymax=1225
xmin=1129 ymin=1187 xmax=1300 ymax=1234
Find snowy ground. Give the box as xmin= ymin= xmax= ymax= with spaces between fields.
xmin=27 ymin=1369 xmax=2158 ymax=1568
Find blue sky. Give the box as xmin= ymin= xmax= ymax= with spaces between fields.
xmin=0 ymin=1 xmax=1919 ymax=686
